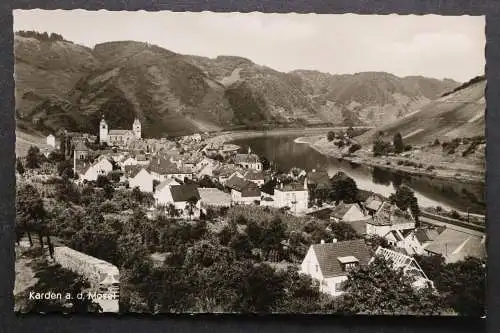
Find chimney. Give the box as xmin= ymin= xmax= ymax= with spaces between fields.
xmin=320 ymin=239 xmax=325 ymax=244
xmin=332 ymin=238 xmax=338 ymax=243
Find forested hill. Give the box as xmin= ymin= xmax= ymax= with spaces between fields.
xmin=15 ymin=31 xmax=459 ymax=137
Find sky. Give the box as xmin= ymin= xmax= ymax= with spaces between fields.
xmin=13 ymin=10 xmax=485 ymax=82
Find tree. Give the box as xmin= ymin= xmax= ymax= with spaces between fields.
xmin=393 ymin=132 xmax=404 ymax=154
xmin=260 ymin=155 xmax=270 ymax=170
xmin=57 ymin=159 xmax=74 ymax=179
xmin=327 ymin=131 xmax=335 ymax=142
xmin=26 ymin=146 xmax=42 ymax=169
xmin=96 ymin=175 xmax=111 ymax=188
xmin=330 ymin=222 xmax=359 ymax=241
xmin=373 ymin=139 xmax=392 ymax=157
xmin=131 ymin=187 xmax=143 ymax=203
xmin=329 ymin=172 xmax=359 ymax=204
xmin=414 ymin=255 xmax=486 ymax=317
xmin=348 ymin=143 xmax=361 ymax=155
xmin=16 ymin=184 xmax=47 ymax=247
xmin=185 ymin=196 xmax=199 ymax=219
xmin=389 ymin=185 xmax=420 ymax=225
xmin=167 ymin=203 xmax=179 ymax=218
xmin=16 ymin=157 xmax=25 ymax=175
xmin=336 ymin=256 xmax=445 ymax=315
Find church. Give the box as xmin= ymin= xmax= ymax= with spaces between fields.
xmin=99 ymin=116 xmax=142 ymax=146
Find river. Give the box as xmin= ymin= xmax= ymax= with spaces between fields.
xmin=231 ymin=135 xmax=486 ymax=215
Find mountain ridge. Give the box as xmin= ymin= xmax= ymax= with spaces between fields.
xmin=14 ymin=32 xmax=461 ymax=137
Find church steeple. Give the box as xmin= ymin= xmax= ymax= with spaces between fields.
xmin=99 ymin=116 xmax=108 ymax=144
xmin=133 ymin=117 xmax=142 ymax=139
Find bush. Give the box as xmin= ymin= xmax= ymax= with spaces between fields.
xmin=450 ymin=210 xmax=461 ymax=219
xmin=327 ymin=131 xmax=335 ymax=142
xmin=426 ymin=165 xmax=436 ymax=171
xmin=348 ymin=144 xmax=361 ymax=154
xmin=404 ymin=145 xmax=412 ymax=151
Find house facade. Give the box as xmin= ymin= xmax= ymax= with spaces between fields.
xmin=128 ymin=167 xmax=154 ymax=193
xmin=79 ymin=158 xmax=113 ymax=182
xmin=273 ymin=179 xmax=309 ymax=213
xmin=300 ymin=239 xmax=372 ymax=297
xmin=366 ymin=202 xmax=416 ymax=237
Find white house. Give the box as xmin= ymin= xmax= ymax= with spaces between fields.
xmin=148 ymin=156 xmax=193 ymax=182
xmin=46 ymin=134 xmax=56 ymax=148
xmin=127 ymin=167 xmax=154 ymax=193
xmin=78 ymin=158 xmax=113 ymax=182
xmin=300 ymin=239 xmax=372 ymax=297
xmin=330 ymin=202 xmax=367 ymax=222
xmin=366 ymin=201 xmax=416 ymax=237
xmin=273 ymin=179 xmax=309 ymax=213
xmin=154 ymin=184 xmax=201 ymax=219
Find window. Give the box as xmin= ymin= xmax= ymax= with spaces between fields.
xmin=344 ymin=263 xmax=357 ymax=271
xmin=335 ymin=282 xmax=343 ymax=292
xmin=315 ymin=265 xmax=319 ymax=272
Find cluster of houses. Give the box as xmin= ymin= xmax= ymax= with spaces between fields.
xmin=307 ymin=192 xmax=486 ymax=264
xmin=299 ymin=239 xmax=433 ymax=297
xmin=30 ymin=124 xmax=486 ymax=301
xmin=68 ymin=132 xmax=316 ymax=219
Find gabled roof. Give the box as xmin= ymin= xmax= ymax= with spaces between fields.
xmin=369 ymin=202 xmax=415 ymax=227
xmin=424 ymin=226 xmax=486 ymax=263
xmin=109 ymin=129 xmax=133 ymax=135
xmin=310 ymin=239 xmax=371 ymax=278
xmin=330 ymin=202 xmax=361 ymax=219
xmin=214 ymin=164 xmax=243 ymax=178
xmin=347 ymin=219 xmax=368 ymax=236
xmin=244 ymin=170 xmax=264 ymax=180
xmin=198 ymin=188 xmax=231 ymax=207
xmin=170 ymin=184 xmax=200 ymax=202
xmin=124 ymin=165 xmax=146 ymax=178
xmin=235 ymin=153 xmax=260 ymax=164
xmin=225 ymin=174 xmax=248 ymax=191
xmin=155 ymin=178 xmax=180 ymax=192
xmin=414 ymin=226 xmax=446 ymax=244
xmin=148 ymin=156 xmax=190 ymax=175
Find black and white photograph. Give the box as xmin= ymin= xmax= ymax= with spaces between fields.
xmin=13 ymin=10 xmax=486 ymax=315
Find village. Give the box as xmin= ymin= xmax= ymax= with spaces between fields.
xmin=14 ymin=116 xmax=486 ymax=315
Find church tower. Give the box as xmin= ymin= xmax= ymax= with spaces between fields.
xmin=99 ymin=116 xmax=108 ymax=144
xmin=133 ymin=118 xmax=142 ymax=139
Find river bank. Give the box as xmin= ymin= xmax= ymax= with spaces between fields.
xmin=206 ymin=127 xmax=372 ymax=146
xmin=298 ymin=135 xmax=485 ymax=185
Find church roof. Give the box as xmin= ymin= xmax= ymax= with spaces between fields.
xmin=109 ymin=129 xmax=133 ymax=135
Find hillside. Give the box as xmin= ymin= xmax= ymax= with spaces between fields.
xmin=356 ymin=76 xmax=486 ymax=146
xmin=14 ymin=32 xmax=460 ymax=137
xmin=290 ymin=71 xmax=459 ymax=125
